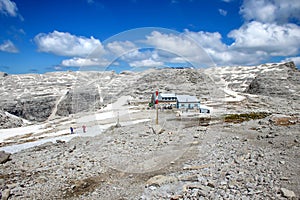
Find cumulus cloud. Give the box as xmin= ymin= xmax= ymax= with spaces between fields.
xmin=119 ymin=29 xmax=278 ymax=67
xmin=0 ymin=0 xmax=17 ymax=16
xmin=184 ymin=30 xmax=226 ymax=51
xmin=35 ymin=27 xmax=300 ymax=69
xmin=0 ymin=0 xmax=23 ymax=20
xmin=228 ymin=21 xmax=300 ymax=56
xmin=182 ymin=30 xmax=268 ymax=65
xmin=34 ymin=31 xmax=104 ymax=57
xmin=183 ymin=22 xmax=300 ymax=65
xmin=218 ymin=9 xmax=227 ymax=16
xmin=106 ymin=41 xmax=136 ymax=56
xmin=0 ymin=40 xmax=18 ymax=53
xmin=61 ymin=57 xmax=110 ymax=67
xmin=144 ymin=31 xmax=213 ymax=66
xmin=240 ymin=0 xmax=300 ymax=23
xmin=129 ymin=58 xmax=164 ymax=68
xmin=145 ymin=31 xmax=196 ymax=57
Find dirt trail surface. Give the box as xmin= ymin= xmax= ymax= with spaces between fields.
xmin=0 ymin=113 xmax=299 ymax=199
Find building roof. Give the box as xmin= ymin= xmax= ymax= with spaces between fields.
xmin=160 ymin=93 xmax=176 ymax=98
xmin=176 ymin=95 xmax=199 ymax=103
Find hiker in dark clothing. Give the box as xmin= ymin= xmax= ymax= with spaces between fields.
xmin=82 ymin=125 xmax=86 ymax=133
xmin=70 ymin=127 xmax=74 ymax=134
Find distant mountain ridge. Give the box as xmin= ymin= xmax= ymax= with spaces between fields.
xmin=0 ymin=62 xmax=299 ymax=128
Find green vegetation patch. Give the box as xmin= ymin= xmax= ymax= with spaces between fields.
xmin=225 ymin=112 xmax=270 ymax=123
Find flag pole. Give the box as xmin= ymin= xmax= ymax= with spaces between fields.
xmin=155 ymin=90 xmax=159 ymax=125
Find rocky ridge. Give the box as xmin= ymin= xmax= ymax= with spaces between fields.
xmin=0 ymin=62 xmax=298 ymax=128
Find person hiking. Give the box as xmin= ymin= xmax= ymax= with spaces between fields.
xmin=70 ymin=127 xmax=74 ymax=134
xmin=82 ymin=125 xmax=86 ymax=133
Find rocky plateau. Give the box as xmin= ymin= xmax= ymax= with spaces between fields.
xmin=0 ymin=61 xmax=299 ymax=199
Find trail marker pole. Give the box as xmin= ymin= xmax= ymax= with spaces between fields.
xmin=155 ymin=90 xmax=159 ymax=125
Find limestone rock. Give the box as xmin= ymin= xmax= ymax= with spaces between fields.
xmin=280 ymin=188 xmax=296 ymax=198
xmin=178 ymin=174 xmax=198 ymax=182
xmin=146 ymin=175 xmax=177 ymax=187
xmin=246 ymin=62 xmax=300 ymax=99
xmin=0 ymin=72 xmax=8 ymax=77
xmin=0 ymin=151 xmax=11 ymax=164
xmin=269 ymin=114 xmax=298 ymax=126
xmin=0 ymin=110 xmax=23 ymax=129
xmin=1 ymin=189 xmax=10 ymax=200
xmin=56 ymin=140 xmax=66 ymax=144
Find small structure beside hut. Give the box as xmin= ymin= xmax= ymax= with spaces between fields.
xmin=176 ymin=95 xmax=200 ymax=110
xmin=199 ymin=104 xmax=211 ymax=113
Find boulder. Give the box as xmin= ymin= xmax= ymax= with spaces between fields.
xmin=146 ymin=175 xmax=177 ymax=187
xmin=1 ymin=189 xmax=10 ymax=200
xmin=280 ymin=188 xmax=296 ymax=198
xmin=0 ymin=110 xmax=23 ymax=129
xmin=269 ymin=114 xmax=298 ymax=126
xmin=0 ymin=151 xmax=11 ymax=164
xmin=0 ymin=72 xmax=8 ymax=77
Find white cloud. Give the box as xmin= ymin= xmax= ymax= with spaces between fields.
xmin=183 ymin=30 xmax=269 ymax=65
xmin=54 ymin=66 xmax=63 ymax=71
xmin=0 ymin=40 xmax=18 ymax=53
xmin=240 ymin=0 xmax=300 ymax=23
xmin=228 ymin=21 xmax=300 ymax=56
xmin=106 ymin=41 xmax=136 ymax=56
xmin=183 ymin=22 xmax=300 ymax=65
xmin=35 ymin=27 xmax=300 ymax=69
xmin=115 ymin=48 xmax=167 ymax=67
xmin=34 ymin=31 xmax=104 ymax=57
xmin=184 ymin=30 xmax=226 ymax=51
xmin=222 ymin=0 xmax=234 ymax=2
xmin=121 ymin=49 xmax=147 ymax=60
xmin=123 ymin=30 xmax=271 ymax=67
xmin=282 ymin=56 xmax=300 ymax=67
xmin=0 ymin=0 xmax=17 ymax=16
xmin=0 ymin=0 xmax=23 ymax=20
xmin=129 ymin=58 xmax=163 ymax=68
xmin=144 ymin=31 xmax=213 ymax=66
xmin=218 ymin=9 xmax=227 ymax=16
xmin=61 ymin=57 xmax=110 ymax=67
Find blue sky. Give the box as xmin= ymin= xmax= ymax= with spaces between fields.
xmin=0 ymin=0 xmax=300 ymax=74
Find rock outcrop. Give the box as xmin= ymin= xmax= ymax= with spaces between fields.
xmin=0 ymin=110 xmax=23 ymax=129
xmin=0 ymin=72 xmax=8 ymax=77
xmin=0 ymin=151 xmax=11 ymax=164
xmin=246 ymin=62 xmax=300 ymax=99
